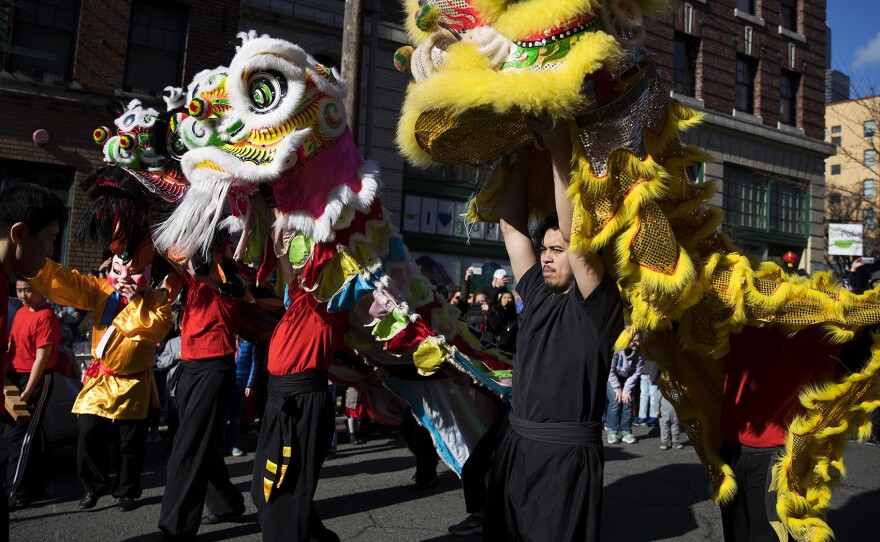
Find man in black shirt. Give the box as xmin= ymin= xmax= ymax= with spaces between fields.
xmin=483 ymin=120 xmax=623 ymax=541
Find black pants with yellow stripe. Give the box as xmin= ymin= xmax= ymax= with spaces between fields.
xmin=251 ymin=371 xmax=337 ymax=542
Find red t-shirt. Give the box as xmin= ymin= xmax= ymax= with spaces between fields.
xmin=1 ymin=269 xmax=8 ymax=387
xmin=721 ymin=326 xmax=839 ymax=448
xmin=8 ymin=305 xmax=61 ymax=373
xmin=180 ymin=274 xmax=242 ymax=361
xmin=268 ymin=286 xmax=348 ymax=376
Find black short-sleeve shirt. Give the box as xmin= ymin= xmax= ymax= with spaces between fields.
xmin=513 ymin=263 xmax=623 ymax=424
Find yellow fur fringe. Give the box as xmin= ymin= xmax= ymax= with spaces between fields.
xmin=771 ymin=334 xmax=880 ymax=542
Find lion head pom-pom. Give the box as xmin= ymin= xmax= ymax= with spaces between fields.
xmin=414 ymin=3 xmax=441 ymax=32
xmin=394 ymin=46 xmax=414 ymax=74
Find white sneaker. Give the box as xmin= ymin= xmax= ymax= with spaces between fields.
xmin=621 ymin=434 xmax=636 ymax=444
xmin=607 ymin=433 xmax=620 ymax=445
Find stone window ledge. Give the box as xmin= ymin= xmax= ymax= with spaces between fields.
xmin=734 ymin=9 xmax=765 ymax=27
xmin=732 ymin=109 xmax=763 ymax=125
xmin=777 ymin=122 xmax=806 ymax=136
xmin=778 ymin=26 xmax=807 ymax=43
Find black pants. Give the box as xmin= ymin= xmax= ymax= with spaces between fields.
xmin=158 ymin=360 xmax=244 ymax=538
xmin=77 ymin=414 xmax=148 ymax=498
xmin=484 ymin=420 xmax=604 ymax=542
xmin=5 ymin=371 xmax=53 ymax=502
xmin=461 ymin=410 xmax=503 ymax=514
xmin=400 ymin=408 xmax=439 ymax=485
xmin=251 ymin=373 xmax=336 ymax=542
xmin=719 ymin=443 xmax=792 ymax=542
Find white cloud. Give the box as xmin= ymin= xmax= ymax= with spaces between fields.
xmin=854 ymin=32 xmax=880 ymax=68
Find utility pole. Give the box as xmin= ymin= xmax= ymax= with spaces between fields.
xmin=341 ymin=0 xmax=364 ymax=141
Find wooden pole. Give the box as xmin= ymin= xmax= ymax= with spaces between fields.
xmin=341 ymin=0 xmax=364 ymax=140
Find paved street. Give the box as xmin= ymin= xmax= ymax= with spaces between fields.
xmin=9 ymin=420 xmax=880 ymax=541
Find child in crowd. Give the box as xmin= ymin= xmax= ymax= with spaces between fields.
xmin=647 ymin=362 xmax=683 ymax=449
xmin=606 ymin=333 xmax=644 ymax=444
xmin=4 ymin=278 xmax=61 ymax=507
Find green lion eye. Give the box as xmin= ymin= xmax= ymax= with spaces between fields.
xmin=251 ymin=82 xmax=273 ymax=107
xmin=246 ymin=71 xmax=286 ymax=113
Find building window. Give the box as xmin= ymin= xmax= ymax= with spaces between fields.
xmin=867 ymin=150 xmax=877 ymax=169
xmin=779 ymin=70 xmax=799 ymax=126
xmin=865 ymin=120 xmax=876 ymax=139
xmin=736 ymin=0 xmax=755 ymax=15
xmin=770 ymin=181 xmax=807 ymax=236
xmin=865 ymin=179 xmax=877 ymax=199
xmin=831 ymin=164 xmax=841 ymax=175
xmin=4 ymin=0 xmax=79 ymax=80
xmin=829 ymin=193 xmax=841 ymax=205
xmin=865 ymin=209 xmax=875 ymax=229
xmin=735 ymin=55 xmax=757 ymax=114
xmin=673 ymin=32 xmax=699 ymax=97
xmin=724 ymin=168 xmax=767 ymax=230
xmin=830 ymin=125 xmax=842 ymax=146
xmin=0 ymin=159 xmax=73 ymax=262
xmin=124 ymin=3 xmax=188 ymax=96
xmin=779 ymin=0 xmax=797 ymax=32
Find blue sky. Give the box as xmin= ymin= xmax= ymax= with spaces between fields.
xmin=827 ymin=0 xmax=880 ymax=96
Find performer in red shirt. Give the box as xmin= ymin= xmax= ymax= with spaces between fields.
xmin=0 ymin=183 xmax=66 ymax=513
xmin=251 ymin=277 xmax=348 ymax=542
xmin=4 ymin=279 xmax=60 ymax=505
xmin=718 ymin=326 xmax=843 ymax=541
xmin=158 ymin=270 xmax=246 ymax=540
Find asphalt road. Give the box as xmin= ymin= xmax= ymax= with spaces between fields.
xmin=9 ymin=420 xmax=880 ymax=541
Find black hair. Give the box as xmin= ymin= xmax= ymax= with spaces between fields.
xmin=0 ymin=183 xmax=67 ymax=240
xmin=532 ymin=213 xmax=560 ymax=249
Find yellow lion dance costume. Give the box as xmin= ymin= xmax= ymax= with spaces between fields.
xmin=393 ymin=1 xmax=880 ymax=541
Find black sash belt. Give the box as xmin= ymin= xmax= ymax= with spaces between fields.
xmin=509 ymin=414 xmax=602 ymax=446
xmin=267 ymin=371 xmax=328 ymax=396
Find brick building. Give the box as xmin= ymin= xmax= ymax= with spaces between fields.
xmin=2 ymin=1 xmax=835 ymax=277
xmin=1 ymin=0 xmax=240 ymax=271
xmin=645 ymin=0 xmax=834 ymax=272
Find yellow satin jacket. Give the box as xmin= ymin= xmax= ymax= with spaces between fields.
xmin=30 ymin=259 xmax=172 ymax=420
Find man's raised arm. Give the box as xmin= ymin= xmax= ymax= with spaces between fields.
xmin=499 ymin=159 xmax=538 ymax=283
xmin=531 ymin=119 xmax=605 ymax=299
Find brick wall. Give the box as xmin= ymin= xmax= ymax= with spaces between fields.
xmin=645 ymin=0 xmax=827 ymax=141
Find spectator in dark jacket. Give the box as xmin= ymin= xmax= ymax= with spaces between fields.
xmin=464 ymin=291 xmax=489 ymax=334
xmin=483 ymin=291 xmax=518 ymax=354
xmin=487 ymin=269 xmax=510 ymax=307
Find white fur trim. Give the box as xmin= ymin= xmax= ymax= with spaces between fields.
xmin=219 ymin=215 xmax=245 ymax=233
xmin=153 ymin=164 xmax=233 ymax=258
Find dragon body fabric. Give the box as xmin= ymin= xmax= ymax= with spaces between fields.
xmin=393 ymin=1 xmax=880 ymax=541
xmin=93 ymin=31 xmax=508 ymax=474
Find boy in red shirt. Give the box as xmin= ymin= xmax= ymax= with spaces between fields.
xmin=4 ymin=279 xmax=61 ymax=506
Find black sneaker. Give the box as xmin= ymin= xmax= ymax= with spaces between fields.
xmin=201 ymin=506 xmax=245 ymax=525
xmin=117 ymin=497 xmax=138 ymax=512
xmin=448 ymin=513 xmax=483 ymax=536
xmin=79 ymin=490 xmax=99 ymax=509
xmin=411 ymin=473 xmax=439 ymax=490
